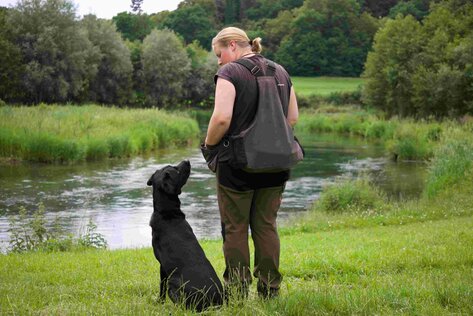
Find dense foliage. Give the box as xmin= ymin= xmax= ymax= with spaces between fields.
xmin=81 ymin=15 xmax=134 ymax=105
xmin=275 ymin=0 xmax=380 ymax=76
xmin=363 ymin=1 xmax=473 ymax=118
xmin=0 ymin=0 xmax=217 ymax=107
xmin=1 ymin=0 xmax=472 ymax=118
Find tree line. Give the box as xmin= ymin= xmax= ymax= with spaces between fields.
xmin=0 ymin=0 xmax=217 ymax=107
xmin=0 ymin=0 xmax=424 ymax=107
xmin=0 ymin=0 xmax=472 ymax=118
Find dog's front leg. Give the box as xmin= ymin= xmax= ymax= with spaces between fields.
xmin=159 ymin=266 xmax=168 ymax=302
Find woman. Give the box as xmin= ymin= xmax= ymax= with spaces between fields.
xmin=204 ymin=27 xmax=299 ymax=298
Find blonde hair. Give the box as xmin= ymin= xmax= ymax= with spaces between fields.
xmin=212 ymin=27 xmax=262 ymax=53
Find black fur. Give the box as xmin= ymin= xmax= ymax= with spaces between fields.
xmin=147 ymin=160 xmax=223 ymax=311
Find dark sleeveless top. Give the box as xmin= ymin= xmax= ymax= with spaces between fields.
xmin=214 ymin=54 xmax=292 ymax=191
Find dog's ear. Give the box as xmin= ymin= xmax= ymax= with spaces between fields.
xmin=147 ymin=173 xmax=154 ymax=186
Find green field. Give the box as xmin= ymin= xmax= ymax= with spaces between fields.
xmin=1 ymin=189 xmax=472 ymax=315
xmin=292 ymin=77 xmax=365 ymax=96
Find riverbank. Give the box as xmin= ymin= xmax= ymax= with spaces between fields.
xmin=3 ymin=104 xmax=469 ymax=165
xmin=0 ymin=104 xmax=200 ymax=163
xmin=296 ymin=105 xmax=473 ymax=162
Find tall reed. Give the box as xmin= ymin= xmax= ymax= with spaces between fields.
xmin=424 ymin=127 xmax=473 ymax=198
xmin=0 ymin=104 xmax=200 ymax=163
xmin=297 ymin=106 xmax=468 ymax=161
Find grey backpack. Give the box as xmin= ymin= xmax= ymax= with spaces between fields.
xmin=225 ymin=58 xmax=304 ymax=172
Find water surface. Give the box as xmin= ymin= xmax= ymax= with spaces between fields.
xmin=0 ymin=134 xmax=427 ymax=251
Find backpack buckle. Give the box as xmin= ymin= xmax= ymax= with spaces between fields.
xmin=250 ymin=66 xmax=261 ymax=75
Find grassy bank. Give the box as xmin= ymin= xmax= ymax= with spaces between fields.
xmin=292 ymin=77 xmax=364 ymax=96
xmin=0 ymin=104 xmax=200 ymax=163
xmin=1 ymin=199 xmax=472 ymax=314
xmin=1 ymin=128 xmax=473 ymax=314
xmin=296 ymin=106 xmax=472 ymax=161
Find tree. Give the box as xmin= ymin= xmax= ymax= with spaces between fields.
xmin=246 ymin=0 xmax=303 ymax=20
xmin=388 ymin=0 xmax=430 ymax=20
xmin=8 ymin=0 xmax=97 ymax=103
xmin=112 ymin=11 xmax=154 ymax=42
xmin=225 ymin=0 xmax=241 ymax=24
xmin=276 ymin=9 xmax=328 ymax=76
xmin=130 ymin=0 xmax=143 ymax=13
xmin=362 ymin=15 xmax=423 ymax=117
xmin=360 ymin=0 xmax=400 ymax=17
xmin=0 ymin=7 xmax=24 ymax=102
xmin=257 ymin=10 xmax=296 ymax=60
xmin=362 ymin=1 xmax=473 ymax=118
xmin=275 ymin=0 xmax=379 ymax=76
xmin=124 ymin=39 xmax=145 ymax=106
xmin=214 ymin=0 xmax=226 ymax=24
xmin=81 ymin=15 xmax=133 ymax=105
xmin=183 ymin=41 xmax=218 ymax=106
xmin=411 ymin=2 xmax=473 ymax=117
xmin=141 ymin=29 xmax=191 ymax=107
xmin=161 ymin=4 xmax=215 ymax=48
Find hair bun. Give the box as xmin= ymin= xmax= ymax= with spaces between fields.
xmin=251 ymin=37 xmax=262 ymax=53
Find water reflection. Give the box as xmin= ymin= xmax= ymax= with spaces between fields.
xmin=0 ymin=134 xmax=427 ymax=250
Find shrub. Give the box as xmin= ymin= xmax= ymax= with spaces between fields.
xmin=316 ymin=177 xmax=385 ymax=213
xmin=296 ymin=113 xmax=333 ymax=133
xmin=385 ymin=122 xmax=434 ymax=161
xmin=424 ymin=128 xmax=473 ymax=198
xmin=325 ymin=89 xmax=362 ymax=105
xmin=7 ymin=203 xmax=107 ymax=253
xmin=363 ymin=120 xmax=397 ymax=140
xmin=8 ymin=204 xmax=62 ymax=253
xmin=78 ymin=219 xmax=108 ymax=249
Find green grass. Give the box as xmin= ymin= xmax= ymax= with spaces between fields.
xmin=425 ymin=127 xmax=473 ymax=198
xmin=296 ymin=106 xmax=472 ymax=161
xmin=1 ymin=204 xmax=472 ymax=314
xmin=292 ymin=77 xmax=365 ymax=96
xmin=0 ymin=104 xmax=200 ymax=163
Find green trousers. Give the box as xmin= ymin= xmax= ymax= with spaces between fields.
xmin=217 ymin=182 xmax=284 ymax=290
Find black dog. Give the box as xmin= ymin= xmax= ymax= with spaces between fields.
xmin=147 ymin=160 xmax=223 ymax=311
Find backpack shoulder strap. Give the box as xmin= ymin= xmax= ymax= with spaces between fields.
xmin=234 ymin=58 xmax=277 ymax=77
xmin=265 ymin=60 xmax=277 ymax=77
xmin=234 ymin=58 xmax=262 ymax=76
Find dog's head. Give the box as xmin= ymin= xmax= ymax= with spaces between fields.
xmin=147 ymin=160 xmax=191 ymax=195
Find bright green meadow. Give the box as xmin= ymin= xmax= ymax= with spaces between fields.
xmin=291 ymin=77 xmax=365 ymax=96
xmin=0 ymin=105 xmax=200 ymax=163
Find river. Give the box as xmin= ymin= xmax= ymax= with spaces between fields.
xmin=0 ymin=133 xmax=427 ymax=251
